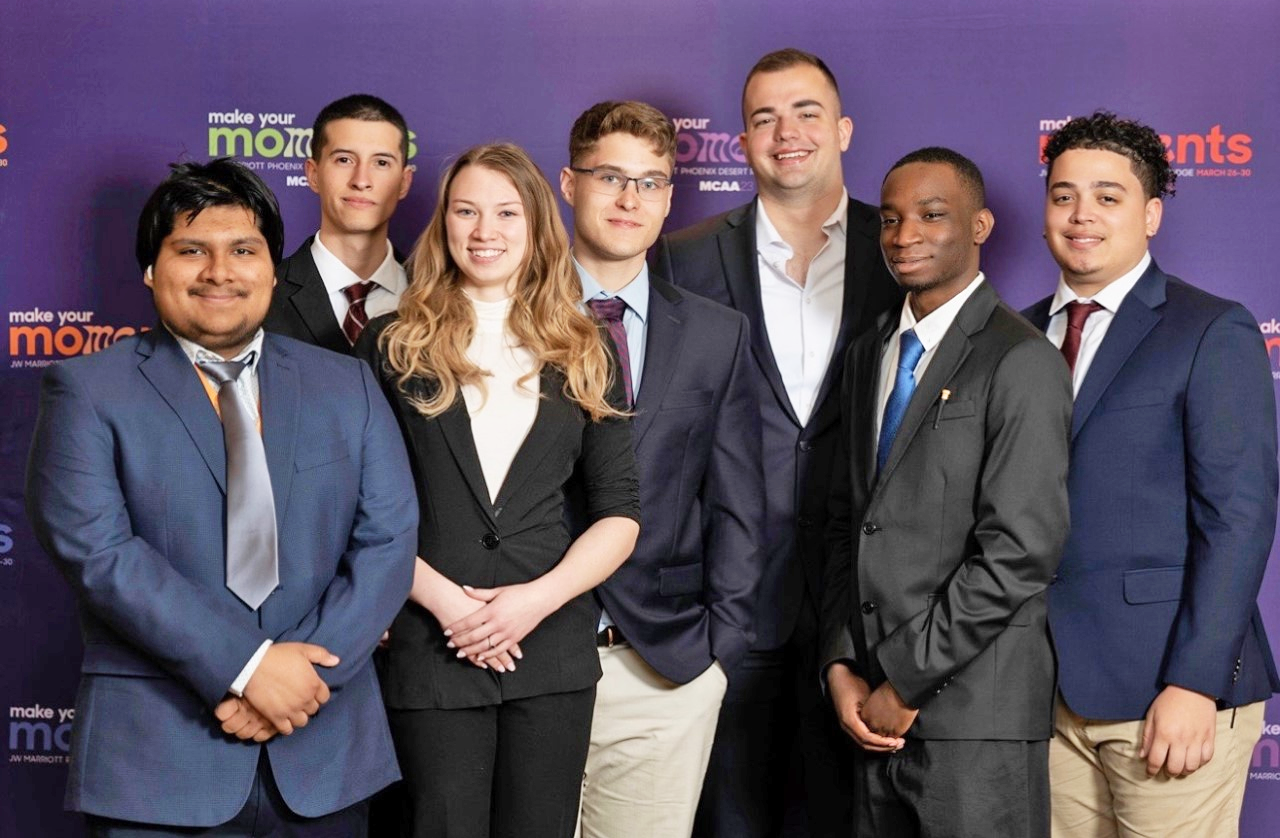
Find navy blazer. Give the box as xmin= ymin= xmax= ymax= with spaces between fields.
xmin=593 ymin=276 xmax=765 ymax=684
xmin=653 ymin=197 xmax=901 ymax=649
xmin=25 ymin=328 xmax=417 ymax=826
xmin=1025 ymin=262 xmax=1280 ymax=719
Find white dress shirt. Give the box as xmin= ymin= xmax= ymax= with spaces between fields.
xmin=756 ymin=190 xmax=848 ymax=425
xmin=875 ymin=274 xmax=986 ymax=448
xmin=311 ymin=232 xmax=407 ymax=323
xmin=1044 ymin=252 xmax=1151 ymax=397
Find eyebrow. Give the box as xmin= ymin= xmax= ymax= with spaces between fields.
xmin=329 ymin=148 xmax=399 ymax=159
xmin=1049 ymin=180 xmax=1128 ymax=191
xmin=450 ymin=199 xmax=523 ymax=207
xmin=748 ymin=99 xmax=828 ymax=121
xmin=592 ymin=164 xmax=671 ymax=179
xmin=170 ymin=236 xmax=265 ymax=247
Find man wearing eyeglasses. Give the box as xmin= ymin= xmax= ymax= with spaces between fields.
xmin=652 ymin=49 xmax=901 ymax=838
xmin=560 ymin=100 xmax=764 ymax=838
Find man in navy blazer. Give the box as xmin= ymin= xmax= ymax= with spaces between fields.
xmin=1025 ymin=112 xmax=1279 ymax=836
xmin=652 ymin=49 xmax=900 ymax=838
xmin=561 ymin=101 xmax=764 ymax=838
xmin=25 ymin=159 xmax=417 ymax=836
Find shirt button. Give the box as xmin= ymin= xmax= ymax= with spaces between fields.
xmin=480 ymin=533 xmax=501 ymax=550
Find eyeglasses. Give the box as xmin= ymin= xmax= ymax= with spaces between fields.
xmin=570 ymin=167 xmax=673 ymax=201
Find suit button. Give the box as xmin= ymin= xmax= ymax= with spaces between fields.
xmin=798 ymin=515 xmax=815 ymax=528
xmin=861 ymin=601 xmax=877 ymax=615
xmin=1049 ymin=574 xmax=1059 ymax=584
xmin=480 ymin=533 xmax=501 ymax=550
xmin=798 ymin=440 xmax=813 ymax=452
xmin=862 ymin=522 xmax=879 ymax=535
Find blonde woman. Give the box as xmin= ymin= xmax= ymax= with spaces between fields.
xmin=356 ymin=143 xmax=639 ymax=838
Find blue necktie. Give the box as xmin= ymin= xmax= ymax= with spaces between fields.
xmin=877 ymin=330 xmax=926 ymax=474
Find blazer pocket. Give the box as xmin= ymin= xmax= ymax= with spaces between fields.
xmin=661 ymin=389 xmax=714 ymax=410
xmin=932 ymin=397 xmax=976 ymax=422
xmin=1103 ymin=388 xmax=1167 ymax=412
xmin=1123 ymin=566 xmax=1185 ymax=604
xmin=658 ymin=562 xmax=704 ymax=596
xmin=295 ymin=441 xmax=350 ymax=472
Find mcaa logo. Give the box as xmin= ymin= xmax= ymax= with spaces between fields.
xmin=8 ymin=307 xmax=150 ymax=369
xmin=671 ymin=117 xmax=753 ymax=194
xmin=1037 ymin=117 xmax=1253 ymax=179
xmin=7 ymin=704 xmax=74 ymax=765
xmin=207 ymin=108 xmax=419 ymax=187
xmin=1260 ymin=319 xmax=1280 ymax=381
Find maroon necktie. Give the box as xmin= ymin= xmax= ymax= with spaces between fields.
xmin=1060 ymin=300 xmax=1105 ymax=375
xmin=587 ymin=298 xmax=633 ymax=407
xmin=342 ymin=281 xmax=374 ymax=346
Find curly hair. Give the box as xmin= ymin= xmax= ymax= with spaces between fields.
xmin=379 ymin=143 xmax=622 ymax=422
xmin=1043 ymin=111 xmax=1175 ymax=200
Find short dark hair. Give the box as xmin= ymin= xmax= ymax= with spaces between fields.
xmin=311 ymin=93 xmax=410 ymax=162
xmin=569 ymin=100 xmax=677 ymax=169
xmin=135 ymin=157 xmax=284 ymax=270
xmin=742 ymin=48 xmax=842 ymax=123
xmin=1043 ymin=111 xmax=1175 ymax=200
xmin=885 ymin=146 xmax=987 ymax=210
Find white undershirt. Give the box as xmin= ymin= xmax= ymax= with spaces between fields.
xmin=875 ymin=274 xmax=986 ymax=446
xmin=310 ymin=232 xmax=407 ymax=323
xmin=755 ymin=191 xmax=848 ymax=425
xmin=460 ymin=295 xmax=538 ymax=503
xmin=1044 ymin=252 xmax=1151 ymax=397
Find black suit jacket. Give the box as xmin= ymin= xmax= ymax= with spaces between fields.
xmin=822 ymin=281 xmax=1072 ymax=739
xmin=266 ymin=237 xmax=385 ymax=355
xmin=652 ymin=196 xmax=901 ymax=648
xmin=593 ymin=275 xmax=764 ymax=684
xmin=355 ymin=315 xmax=641 ymax=709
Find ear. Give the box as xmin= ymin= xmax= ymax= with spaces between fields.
xmin=559 ymin=166 xmax=576 ymax=206
xmin=398 ymin=164 xmax=414 ymax=199
xmin=304 ymin=158 xmax=320 ymax=195
xmin=1145 ymin=197 xmax=1163 ymax=239
xmin=973 ymin=208 xmax=995 ymax=246
xmin=143 ymin=264 xmax=155 ymax=289
xmin=838 ymin=116 xmax=854 ymax=152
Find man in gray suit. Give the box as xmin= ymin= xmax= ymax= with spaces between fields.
xmin=821 ymin=147 xmax=1071 ymax=837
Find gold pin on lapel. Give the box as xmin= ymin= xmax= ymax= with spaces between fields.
xmin=934 ymin=389 xmax=952 ymax=429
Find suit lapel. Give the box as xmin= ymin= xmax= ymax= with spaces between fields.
xmin=493 ymin=371 xmax=572 ymax=514
xmin=876 ymin=283 xmax=996 ymax=486
xmin=1071 ymin=264 xmax=1165 ymax=440
xmin=854 ymin=316 xmax=895 ymax=497
xmin=258 ymin=335 xmax=299 ymax=528
xmin=279 ymin=238 xmax=349 ymax=353
xmin=632 ymin=278 xmax=684 ymax=446
xmin=435 ymin=398 xmax=499 ymax=525
xmin=718 ymin=204 xmax=800 ymax=427
xmin=137 ymin=328 xmax=228 ymax=493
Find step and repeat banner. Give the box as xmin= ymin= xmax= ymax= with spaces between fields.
xmin=2 ymin=0 xmax=1278 ymax=833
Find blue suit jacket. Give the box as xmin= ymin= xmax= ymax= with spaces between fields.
xmin=1025 ymin=262 xmax=1280 ymax=719
xmin=593 ymin=276 xmax=765 ymax=684
xmin=25 ymin=327 xmax=417 ymax=826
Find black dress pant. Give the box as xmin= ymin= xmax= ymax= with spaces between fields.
xmin=388 ymin=687 xmax=596 ymax=838
xmin=694 ymin=602 xmax=857 ymax=838
xmin=857 ymin=738 xmax=1050 ymax=838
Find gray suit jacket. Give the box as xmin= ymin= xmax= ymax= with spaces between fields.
xmin=821 ymin=280 xmax=1072 ymax=740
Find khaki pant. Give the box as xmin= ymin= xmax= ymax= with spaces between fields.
xmin=577 ymin=645 xmax=727 ymax=838
xmin=1050 ymin=695 xmax=1264 ymax=838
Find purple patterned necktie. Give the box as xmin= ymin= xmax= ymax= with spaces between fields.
xmin=587 ymin=298 xmax=633 ymax=407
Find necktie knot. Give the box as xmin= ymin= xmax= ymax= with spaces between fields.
xmin=1060 ymin=301 xmax=1105 ymax=376
xmin=342 ymin=282 xmax=374 ymax=345
xmin=587 ymin=297 xmax=627 ymax=324
xmin=898 ymin=330 xmax=925 ymax=373
xmin=1065 ymin=300 xmax=1104 ymax=331
xmin=197 ymin=356 xmax=252 ymax=387
xmin=343 ymin=281 xmax=374 ymax=305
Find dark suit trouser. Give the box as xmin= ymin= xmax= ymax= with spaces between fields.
xmin=87 ymin=751 xmax=369 ymax=837
xmin=857 ymin=739 xmax=1049 ymax=838
xmin=694 ymin=602 xmax=857 ymax=838
xmin=388 ymin=687 xmax=595 ymax=838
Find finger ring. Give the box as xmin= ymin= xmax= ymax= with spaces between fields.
xmin=488 ymin=636 xmax=495 ymax=649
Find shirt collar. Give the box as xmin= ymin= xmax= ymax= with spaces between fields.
xmin=755 ymin=187 xmax=849 ymax=258
xmin=896 ymin=273 xmax=986 ymax=353
xmin=311 ymin=232 xmax=405 ymax=296
xmin=171 ymin=327 xmax=265 ymax=372
xmin=1049 ymin=251 xmax=1151 ymax=316
xmin=575 ymin=257 xmax=650 ymax=324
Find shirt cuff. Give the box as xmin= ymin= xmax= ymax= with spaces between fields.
xmin=229 ymin=640 xmax=273 ymax=697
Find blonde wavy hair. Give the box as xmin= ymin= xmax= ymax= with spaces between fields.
xmin=380 ymin=143 xmax=622 ymax=421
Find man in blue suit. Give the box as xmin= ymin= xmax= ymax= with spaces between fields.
xmin=25 ymin=158 xmax=417 ymax=836
xmin=1025 ymin=112 xmax=1279 ymax=836
xmin=560 ymin=100 xmax=764 ymax=838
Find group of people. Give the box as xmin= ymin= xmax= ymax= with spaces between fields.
xmin=24 ymin=46 xmax=1278 ymax=838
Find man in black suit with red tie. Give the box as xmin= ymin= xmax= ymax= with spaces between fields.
xmin=265 ymin=94 xmax=414 ymax=352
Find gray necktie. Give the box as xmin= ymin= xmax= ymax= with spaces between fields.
xmin=198 ymin=355 xmax=279 ymax=610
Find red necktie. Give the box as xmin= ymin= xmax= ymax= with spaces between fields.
xmin=342 ymin=281 xmax=374 ymax=346
xmin=1060 ymin=300 xmax=1104 ymax=375
xmin=587 ymin=298 xmax=633 ymax=407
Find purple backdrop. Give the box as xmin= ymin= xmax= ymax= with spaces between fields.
xmin=3 ymin=1 xmax=1279 ymax=833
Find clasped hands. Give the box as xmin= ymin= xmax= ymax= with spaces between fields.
xmin=441 ymin=581 xmax=560 ymax=673
xmin=214 ymin=641 xmax=340 ymax=744
xmin=828 ymin=662 xmax=917 ymax=753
